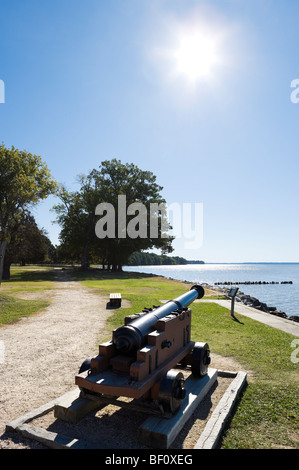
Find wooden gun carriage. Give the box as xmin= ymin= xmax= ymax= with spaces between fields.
xmin=75 ymin=285 xmax=210 ymax=416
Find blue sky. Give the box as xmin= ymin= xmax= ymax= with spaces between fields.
xmin=1 ymin=0 xmax=299 ymax=263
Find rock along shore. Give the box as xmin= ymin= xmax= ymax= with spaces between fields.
xmin=204 ymin=283 xmax=299 ymax=324
xmin=163 ymin=276 xmax=299 ymax=324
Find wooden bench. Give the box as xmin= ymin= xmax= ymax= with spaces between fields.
xmin=109 ymin=293 xmax=122 ymax=308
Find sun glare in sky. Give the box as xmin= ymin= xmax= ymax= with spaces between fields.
xmin=174 ymin=32 xmax=219 ymax=81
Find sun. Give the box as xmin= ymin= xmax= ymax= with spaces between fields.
xmin=174 ymin=32 xmax=219 ymax=80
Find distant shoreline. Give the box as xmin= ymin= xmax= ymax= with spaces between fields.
xmin=164 ymin=276 xmax=299 ymax=324
xmin=124 ymin=264 xmax=299 ymax=321
xmin=203 ymin=262 xmax=299 ymax=265
xmin=126 ymin=261 xmax=299 ymax=266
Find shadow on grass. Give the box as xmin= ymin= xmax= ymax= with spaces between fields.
xmin=68 ymin=267 xmax=159 ymax=282
xmin=6 ymin=266 xmax=158 ymax=284
xmin=6 ymin=268 xmax=58 ymax=283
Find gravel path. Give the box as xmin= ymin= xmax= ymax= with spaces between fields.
xmin=0 ymin=270 xmax=112 ymax=448
xmin=0 ymin=271 xmax=244 ymax=449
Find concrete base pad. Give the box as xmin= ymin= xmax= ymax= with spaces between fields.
xmin=5 ymin=389 xmax=97 ymax=449
xmin=6 ymin=369 xmax=247 ymax=450
xmin=138 ymin=368 xmax=218 ymax=449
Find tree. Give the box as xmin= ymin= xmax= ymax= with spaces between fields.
xmin=11 ymin=213 xmax=55 ymax=266
xmin=128 ymin=252 xmax=188 ymax=265
xmin=0 ymin=144 xmax=58 ymax=279
xmin=54 ymin=159 xmax=174 ymax=270
xmin=53 ymin=175 xmax=102 ymax=267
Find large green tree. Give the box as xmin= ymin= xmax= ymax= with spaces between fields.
xmin=54 ymin=159 xmax=174 ymax=270
xmin=53 ymin=176 xmax=101 ymax=267
xmin=0 ymin=144 xmax=58 ymax=279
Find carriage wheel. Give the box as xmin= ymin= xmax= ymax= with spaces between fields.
xmin=158 ymin=369 xmax=186 ymax=414
xmin=78 ymin=357 xmax=92 ymax=374
xmin=191 ymin=342 xmax=210 ymax=377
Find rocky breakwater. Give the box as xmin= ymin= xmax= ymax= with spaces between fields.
xmin=204 ymin=283 xmax=299 ymax=323
xmin=214 ymin=281 xmax=293 ymax=285
xmin=230 ymin=291 xmax=299 ymax=323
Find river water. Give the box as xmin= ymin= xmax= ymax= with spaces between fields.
xmin=124 ymin=263 xmax=299 ymax=317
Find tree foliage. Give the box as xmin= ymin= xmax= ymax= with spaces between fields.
xmin=128 ymin=251 xmax=188 ymax=265
xmin=0 ymin=144 xmax=58 ymax=278
xmin=11 ymin=213 xmax=56 ymax=265
xmin=54 ymin=159 xmax=174 ymax=270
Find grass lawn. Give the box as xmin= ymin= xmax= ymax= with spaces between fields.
xmin=0 ymin=292 xmax=50 ymax=326
xmin=0 ymin=265 xmax=56 ymax=325
xmin=1 ymin=265 xmax=298 ymax=449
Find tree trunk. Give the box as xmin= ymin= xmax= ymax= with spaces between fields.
xmin=2 ymin=257 xmax=11 ymax=281
xmin=0 ymin=241 xmax=7 ymax=284
xmin=81 ymin=241 xmax=90 ymax=269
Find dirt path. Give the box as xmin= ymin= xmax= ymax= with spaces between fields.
xmin=0 ymin=271 xmax=245 ymax=449
xmin=0 ymin=270 xmax=111 ymax=448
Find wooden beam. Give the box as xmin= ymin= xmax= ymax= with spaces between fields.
xmin=54 ymin=391 xmax=105 ymax=424
xmin=194 ymin=371 xmax=247 ymax=449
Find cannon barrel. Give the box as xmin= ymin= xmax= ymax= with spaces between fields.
xmin=113 ymin=284 xmax=204 ymax=354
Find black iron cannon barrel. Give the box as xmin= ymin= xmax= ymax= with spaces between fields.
xmin=113 ymin=285 xmax=204 ymax=354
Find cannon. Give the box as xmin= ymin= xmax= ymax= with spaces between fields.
xmin=75 ymin=285 xmax=210 ymax=416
